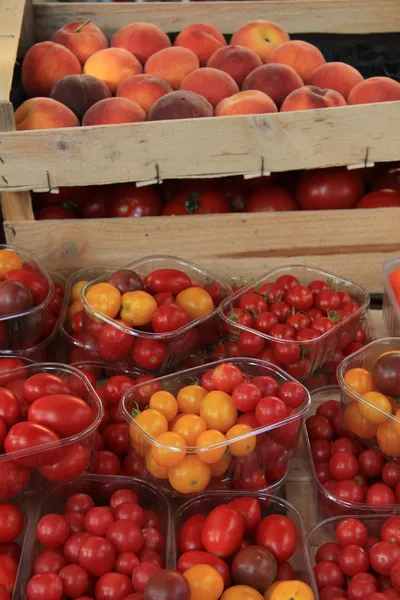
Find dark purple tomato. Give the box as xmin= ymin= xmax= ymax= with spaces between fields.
xmin=108 ymin=270 xmax=144 ymax=295
xmin=143 ymin=569 xmax=190 ymax=600
xmin=372 ymin=352 xmax=400 ymax=397
xmin=231 ymin=545 xmax=277 ymax=593
xmin=0 ymin=280 xmax=33 ymax=315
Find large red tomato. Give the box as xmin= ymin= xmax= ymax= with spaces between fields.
xmin=245 ymin=185 xmax=298 ymax=212
xmin=371 ymin=167 xmax=400 ymax=193
xmin=296 ymin=167 xmax=365 ymax=210
xmin=110 ymin=184 xmax=164 ymax=217
xmin=356 ymin=189 xmax=400 ymax=208
xmin=36 ymin=205 xmax=77 ymax=220
xmin=163 ymin=188 xmax=231 ymax=215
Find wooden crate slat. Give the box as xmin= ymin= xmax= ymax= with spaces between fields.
xmin=4 ymin=209 xmax=399 ymax=291
xmin=33 ymin=0 xmax=400 ymax=39
xmin=0 ymin=0 xmax=27 ymax=100
xmin=1 ymin=102 xmax=400 ymax=191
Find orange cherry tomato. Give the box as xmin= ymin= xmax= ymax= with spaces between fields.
xmin=195 ymin=429 xmax=226 ymax=464
xmin=183 ymin=564 xmax=224 ymax=600
xmin=377 ymin=420 xmax=400 ymax=458
xmin=177 ymin=385 xmax=208 ymax=415
xmin=210 ymin=453 xmax=232 ymax=477
xmin=360 ymin=391 xmax=392 ymax=424
xmin=85 ymin=282 xmax=121 ymax=318
xmin=145 ymin=449 xmax=169 ymax=479
xmin=168 ymin=455 xmax=211 ymax=494
xmin=169 ymin=413 xmax=185 ymax=431
xmin=200 ymin=391 xmax=238 ymax=433
xmin=130 ymin=408 xmax=168 ymax=456
xmin=70 ymin=280 xmax=89 ymax=303
xmin=176 ymin=287 xmax=214 ymax=320
xmin=173 ymin=414 xmax=207 ymax=445
xmin=151 ymin=431 xmax=186 ymax=468
xmin=343 ymin=401 xmax=378 ymax=439
xmin=266 ymin=581 xmax=315 ymax=600
xmin=149 ymin=391 xmax=178 ymax=422
xmin=67 ymin=299 xmax=83 ymax=321
xmin=221 ymin=585 xmax=263 ymax=600
xmin=226 ymin=424 xmax=256 ymax=457
xmin=389 ymin=269 xmax=400 ymax=299
xmin=344 ymin=367 xmax=374 ymax=396
xmin=264 ymin=583 xmax=280 ymax=600
xmin=0 ymin=250 xmax=22 ymax=278
xmin=120 ymin=290 xmax=157 ymax=326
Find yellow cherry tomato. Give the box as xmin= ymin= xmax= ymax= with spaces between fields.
xmin=0 ymin=250 xmax=22 ymax=278
xmin=209 ymin=453 xmax=232 ymax=477
xmin=377 ymin=420 xmax=400 ymax=458
xmin=149 ymin=391 xmax=178 ymax=422
xmin=168 ymin=455 xmax=211 ymax=494
xmin=343 ymin=402 xmax=378 ymax=439
xmin=360 ymin=391 xmax=392 ymax=424
xmin=120 ymin=290 xmax=157 ymax=326
xmin=200 ymin=390 xmax=238 ymax=433
xmin=266 ymin=581 xmax=315 ymax=600
xmin=173 ymin=414 xmax=207 ymax=445
xmin=195 ymin=429 xmax=226 ymax=464
xmin=70 ymin=280 xmax=89 ymax=303
xmin=176 ymin=287 xmax=214 ymax=320
xmin=221 ymin=585 xmax=263 ymax=600
xmin=169 ymin=413 xmax=185 ymax=431
xmin=67 ymin=299 xmax=83 ymax=322
xmin=226 ymin=424 xmax=256 ymax=457
xmin=130 ymin=408 xmax=168 ymax=456
xmin=145 ymin=449 xmax=169 ymax=479
xmin=183 ymin=565 xmax=224 ymax=600
xmin=151 ymin=431 xmax=186 ymax=468
xmin=85 ymin=282 xmax=121 ymax=318
xmin=344 ymin=367 xmax=374 ymax=396
xmin=177 ymin=385 xmax=208 ymax=415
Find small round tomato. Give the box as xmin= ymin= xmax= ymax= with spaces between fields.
xmin=256 ymin=514 xmax=297 ymax=563
xmin=195 ymin=429 xmax=226 ymax=464
xmin=383 ymin=462 xmax=400 ymax=488
xmin=26 ymin=573 xmax=63 ymax=600
xmin=314 ymin=561 xmax=345 ymax=590
xmin=85 ymin=283 xmax=121 ymax=318
xmin=366 ymin=483 xmax=395 ymax=507
xmin=336 ymin=518 xmax=368 ymax=546
xmin=149 ymin=391 xmax=178 ymax=422
xmin=176 ymin=287 xmax=214 ymax=320
xmin=211 ymin=364 xmax=244 ymax=394
xmin=168 ymin=455 xmax=211 ymax=494
xmin=329 ymin=451 xmax=359 ymax=480
xmin=202 ymin=505 xmax=244 ymax=558
xmin=173 ymin=414 xmax=207 ymax=446
xmin=152 ymin=304 xmax=189 ymax=333
xmin=370 ymin=541 xmax=400 ymax=575
xmin=226 ymin=424 xmax=256 ymax=457
xmin=151 ymin=431 xmax=186 ymax=468
xmin=0 ymin=504 xmax=23 ymax=543
xmin=278 ymin=381 xmax=306 ymax=409
xmin=237 ymin=332 xmax=265 ymax=357
xmin=343 ymin=367 xmax=374 ymax=395
xmin=232 ymin=383 xmax=262 ymax=412
xmin=199 ymin=391 xmax=238 ymax=434
xmin=132 ymin=339 xmax=166 ymax=370
xmin=358 ymin=448 xmax=385 ymax=477
xmin=255 ymin=396 xmax=287 ymax=427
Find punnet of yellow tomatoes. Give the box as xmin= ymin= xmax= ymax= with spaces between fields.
xmin=69 ymin=256 xmax=231 ymax=374
xmin=120 ymin=358 xmax=310 ymax=496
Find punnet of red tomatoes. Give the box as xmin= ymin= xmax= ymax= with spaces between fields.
xmin=64 ymin=257 xmax=230 ymax=373
xmin=0 ymin=500 xmax=25 ymax=598
xmin=0 ymin=247 xmax=66 ymax=354
xmin=309 ymin=514 xmax=400 ymax=600
xmin=305 ymin=387 xmax=400 ymax=516
xmin=383 ymin=258 xmax=400 ymax=337
xmin=0 ymin=363 xmax=103 ymax=500
xmin=219 ymin=265 xmax=370 ymax=381
xmin=120 ymin=359 xmax=310 ymax=495
xmin=174 ymin=493 xmax=316 ymax=600
xmin=32 ymin=162 xmax=400 ymax=219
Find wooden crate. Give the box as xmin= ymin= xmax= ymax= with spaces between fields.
xmin=0 ymin=0 xmax=400 ymax=190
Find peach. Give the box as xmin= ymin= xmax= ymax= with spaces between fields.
xmin=207 ymin=45 xmax=262 ymax=87
xmin=242 ymin=63 xmax=303 ymax=107
xmin=145 ymin=47 xmax=199 ymax=90
xmin=175 ymin=23 xmax=226 ymax=66
xmin=181 ymin=67 xmax=239 ymax=108
xmin=50 ymin=74 xmax=111 ymax=121
xmin=269 ymin=40 xmax=325 ymax=83
xmin=348 ymin=77 xmax=400 ymax=105
xmin=15 ymin=98 xmax=79 ymax=130
xmin=231 ymin=20 xmax=290 ymax=63
xmin=281 ymin=85 xmax=346 ymax=112
xmin=82 ymin=97 xmax=146 ymax=126
xmin=116 ymin=74 xmax=172 ymax=114
xmin=84 ymin=48 xmax=142 ymax=94
xmin=52 ymin=20 xmax=108 ymax=65
xmin=111 ymin=22 xmax=171 ymax=64
xmin=21 ymin=41 xmax=81 ymax=97
xmin=215 ymin=90 xmax=277 ymax=116
xmin=148 ymin=90 xmax=213 ymax=121
xmin=310 ymin=62 xmax=364 ymax=101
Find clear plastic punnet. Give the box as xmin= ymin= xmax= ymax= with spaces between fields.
xmin=0 ymin=245 xmax=55 ymax=352
xmin=0 ymin=362 xmax=103 ymax=500
xmin=219 ymin=265 xmax=370 ymax=380
xmin=174 ymin=491 xmax=318 ymax=596
xmin=79 ymin=255 xmax=232 ymax=373
xmin=382 ymin=257 xmax=400 ymax=336
xmin=120 ymin=358 xmax=311 ymax=497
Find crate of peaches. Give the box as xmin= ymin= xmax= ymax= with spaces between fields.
xmin=305 ymin=385 xmax=400 ymax=518
xmin=75 ymin=256 xmax=230 ymax=373
xmin=120 ymin=358 xmax=310 ymax=496
xmin=219 ymin=265 xmax=370 ymax=381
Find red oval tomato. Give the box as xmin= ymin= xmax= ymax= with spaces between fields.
xmin=4 ymin=422 xmax=60 ymax=467
xmin=256 ymin=514 xmax=297 ymax=562
xmin=0 ymin=388 xmax=21 ymax=428
xmin=177 ymin=550 xmax=231 ymax=588
xmin=23 ymin=374 xmax=70 ymax=405
xmin=39 ymin=443 xmax=90 ymax=482
xmin=228 ymin=497 xmax=262 ymax=534
xmin=152 ymin=305 xmax=190 ymax=333
xmin=0 ymin=461 xmax=30 ymax=499
xmin=296 ymin=167 xmax=365 ymax=210
xmin=145 ymin=270 xmax=192 ymax=296
xmin=28 ymin=394 xmax=94 ymax=438
xmin=202 ymin=506 xmax=244 ymax=558
xmin=178 ymin=514 xmax=206 ymax=553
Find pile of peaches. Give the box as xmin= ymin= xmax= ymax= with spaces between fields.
xmin=15 ymin=18 xmax=400 ymax=130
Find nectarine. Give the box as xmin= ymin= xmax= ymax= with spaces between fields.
xmin=348 ymin=77 xmax=400 ymax=105
xmin=207 ymin=45 xmax=262 ymax=87
xmin=215 ymin=90 xmax=277 ymax=116
xmin=116 ymin=74 xmax=172 ymax=114
xmin=84 ymin=48 xmax=142 ymax=93
xmin=82 ymin=97 xmax=146 ymax=126
xmin=269 ymin=40 xmax=325 ymax=83
xmin=175 ymin=23 xmax=226 ymax=66
xmin=242 ymin=63 xmax=303 ymax=107
xmin=15 ymin=98 xmax=79 ymax=130
xmin=310 ymin=62 xmax=363 ymax=101
xmin=145 ymin=47 xmax=200 ymax=90
xmin=231 ymin=20 xmax=290 ymax=62
xmin=50 ymin=74 xmax=111 ymax=121
xmin=52 ymin=20 xmax=108 ymax=65
xmin=22 ymin=41 xmax=82 ymax=97
xmin=148 ymin=90 xmax=213 ymax=121
xmin=181 ymin=67 xmax=239 ymax=108
xmin=281 ymin=85 xmax=346 ymax=111
xmin=111 ymin=22 xmax=171 ymax=64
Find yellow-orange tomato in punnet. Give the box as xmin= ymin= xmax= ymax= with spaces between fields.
xmin=344 ymin=367 xmax=374 ymax=396
xmin=0 ymin=250 xmax=22 ymax=278
xmin=200 ymin=390 xmax=238 ymax=433
xmin=177 ymin=385 xmax=207 ymax=415
xmin=85 ymin=282 xmax=121 ymax=318
xmin=151 ymin=431 xmax=186 ymax=468
xmin=195 ymin=429 xmax=226 ymax=464
xmin=265 ymin=581 xmax=315 ymax=600
xmin=168 ymin=455 xmax=211 ymax=494
xmin=176 ymin=286 xmax=214 ymax=320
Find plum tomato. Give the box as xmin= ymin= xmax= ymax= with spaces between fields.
xmin=0 ymin=504 xmax=23 ymax=543
xmin=22 ymin=375 xmax=70 ymax=405
xmin=27 ymin=394 xmax=93 ymax=438
xmin=145 ymin=270 xmax=192 ymax=297
xmin=202 ymin=505 xmax=244 ymax=558
xmin=256 ymin=514 xmax=297 ymax=563
xmin=228 ymin=498 xmax=261 ymax=534
xmin=97 ymin=322 xmax=134 ymax=362
xmin=178 ymin=515 xmax=206 ymax=553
